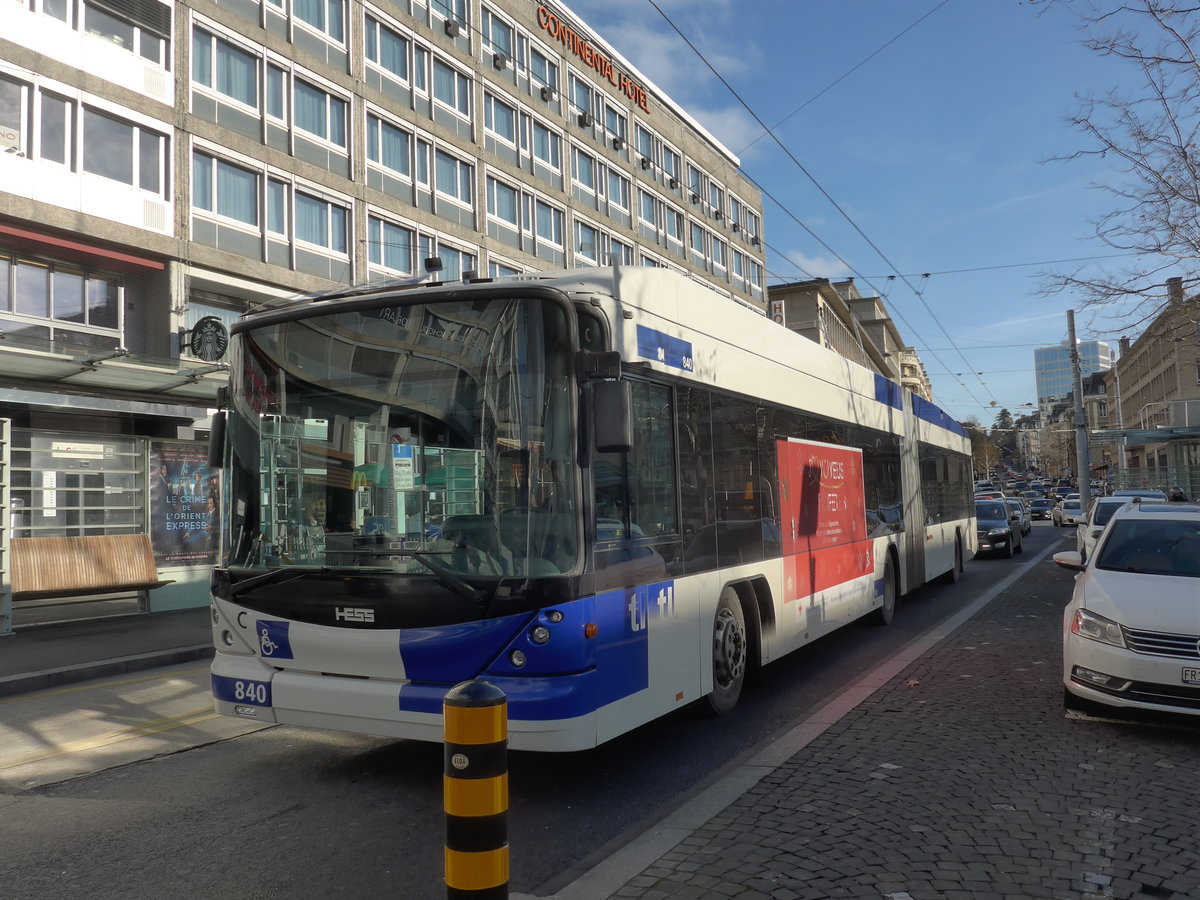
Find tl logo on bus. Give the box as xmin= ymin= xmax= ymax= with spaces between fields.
xmin=629 ymin=581 xmax=676 ymax=632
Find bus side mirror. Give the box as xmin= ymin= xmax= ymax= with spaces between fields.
xmin=593 ymin=380 xmax=633 ymax=453
xmin=208 ymin=410 xmax=226 ymax=469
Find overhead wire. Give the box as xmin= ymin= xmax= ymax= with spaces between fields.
xmin=642 ymin=0 xmax=997 ymax=411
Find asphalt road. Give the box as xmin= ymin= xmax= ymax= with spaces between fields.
xmin=0 ymin=522 xmax=1072 ymax=900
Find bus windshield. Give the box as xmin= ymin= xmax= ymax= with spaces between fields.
xmin=222 ymin=294 xmax=579 ymax=581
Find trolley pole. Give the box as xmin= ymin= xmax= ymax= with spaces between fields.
xmin=444 ymin=680 xmax=508 ymax=900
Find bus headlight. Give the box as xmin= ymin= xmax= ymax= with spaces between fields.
xmin=530 ymin=625 xmax=551 ymax=644
xmin=510 ymin=650 xmax=527 ymax=667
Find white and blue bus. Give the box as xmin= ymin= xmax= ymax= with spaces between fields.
xmin=209 ymin=267 xmax=974 ymax=751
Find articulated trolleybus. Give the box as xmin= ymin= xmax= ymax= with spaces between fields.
xmin=209 ymin=267 xmax=974 ymax=751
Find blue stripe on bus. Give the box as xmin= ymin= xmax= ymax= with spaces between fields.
xmin=873 ymin=374 xmax=903 ymax=410
xmin=912 ymin=394 xmax=968 ymax=437
xmin=636 ymin=325 xmax=694 ymax=372
xmin=397 ymin=586 xmax=652 ymax=720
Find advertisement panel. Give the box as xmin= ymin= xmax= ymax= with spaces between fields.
xmin=777 ymin=438 xmax=873 ymax=602
xmin=149 ymin=442 xmax=219 ymax=566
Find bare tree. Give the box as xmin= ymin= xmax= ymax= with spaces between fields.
xmin=1039 ymin=0 xmax=1200 ymax=324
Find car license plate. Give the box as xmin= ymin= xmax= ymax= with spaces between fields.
xmin=1183 ymin=668 xmax=1200 ymax=685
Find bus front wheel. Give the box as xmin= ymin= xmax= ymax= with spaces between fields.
xmin=706 ymin=588 xmax=747 ymax=715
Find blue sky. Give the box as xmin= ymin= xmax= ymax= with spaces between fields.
xmin=561 ymin=0 xmax=1140 ymax=424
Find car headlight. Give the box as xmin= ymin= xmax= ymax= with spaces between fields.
xmin=987 ymin=527 xmax=1008 ymax=537
xmin=1070 ymin=608 xmax=1126 ymax=648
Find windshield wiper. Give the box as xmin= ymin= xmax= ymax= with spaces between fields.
xmin=387 ymin=550 xmax=487 ymax=606
xmin=228 ymin=567 xmax=309 ymax=598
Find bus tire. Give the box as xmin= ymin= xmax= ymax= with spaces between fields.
xmin=705 ymin=588 xmax=747 ymax=716
xmin=939 ymin=537 xmax=963 ymax=584
xmin=870 ymin=556 xmax=897 ymax=626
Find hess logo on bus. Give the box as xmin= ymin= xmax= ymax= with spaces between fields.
xmin=335 ymin=606 xmax=376 ymax=623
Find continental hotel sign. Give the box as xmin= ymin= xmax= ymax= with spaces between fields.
xmin=536 ymin=6 xmax=651 ymax=113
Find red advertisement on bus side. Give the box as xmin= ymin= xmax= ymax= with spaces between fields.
xmin=777 ymin=438 xmax=874 ymax=601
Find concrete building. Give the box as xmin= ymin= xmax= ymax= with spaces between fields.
xmin=1034 ymin=338 xmax=1113 ymax=412
xmin=1104 ymin=287 xmax=1200 ymax=495
xmin=0 ymin=0 xmax=766 ymax=610
xmin=766 ymin=278 xmax=921 ymax=383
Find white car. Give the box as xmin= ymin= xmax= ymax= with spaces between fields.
xmin=1075 ymin=497 xmax=1134 ymax=562
xmin=1055 ymin=503 xmax=1200 ymax=716
xmin=1053 ymin=498 xmax=1084 ymax=527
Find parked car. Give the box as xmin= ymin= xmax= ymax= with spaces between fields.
xmin=1053 ymin=498 xmax=1084 ymax=527
xmin=1005 ymin=497 xmax=1032 ymax=536
xmin=1075 ymin=497 xmax=1134 ymax=562
xmin=1029 ymin=497 xmax=1057 ymax=520
xmin=1112 ymin=489 xmax=1169 ymax=502
xmin=974 ymin=499 xmax=1023 ymax=558
xmin=1054 ymin=503 xmax=1200 ymax=715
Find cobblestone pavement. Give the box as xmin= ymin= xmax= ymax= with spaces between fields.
xmin=603 ymin=559 xmax=1200 ymax=900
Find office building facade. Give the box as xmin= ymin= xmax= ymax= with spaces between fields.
xmin=1034 ymin=339 xmax=1113 ymax=413
xmin=0 ymin=0 xmax=766 ymax=609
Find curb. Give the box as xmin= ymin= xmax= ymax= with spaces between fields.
xmin=0 ymin=645 xmax=215 ymax=699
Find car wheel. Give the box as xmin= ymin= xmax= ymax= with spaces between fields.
xmin=1005 ymin=536 xmax=1015 ymax=558
xmin=1015 ymin=531 xmax=1024 ymax=554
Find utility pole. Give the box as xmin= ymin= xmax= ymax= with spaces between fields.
xmin=1067 ymin=310 xmax=1091 ymax=512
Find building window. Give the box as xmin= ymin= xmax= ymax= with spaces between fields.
xmin=295 ymin=80 xmax=347 ymax=147
xmin=535 ymin=200 xmax=564 ymax=248
xmin=433 ymin=58 xmax=470 ymax=117
xmin=609 ymin=238 xmax=632 ymax=266
xmin=364 ymin=15 xmax=409 ymax=82
xmin=434 ymin=149 xmax=473 ymax=206
xmin=192 ymin=29 xmax=258 ymax=108
xmin=268 ymin=178 xmax=287 ymax=234
xmin=638 ymin=189 xmax=657 ymax=231
xmin=569 ymin=73 xmax=593 ymax=115
xmin=532 ymin=120 xmax=561 ymax=170
xmin=606 ymin=169 xmax=630 ymax=215
xmin=486 ymin=176 xmax=518 ymax=228
xmin=419 ymin=236 xmax=474 ymax=281
xmin=295 ymin=192 xmax=348 ymax=252
xmin=82 ymin=108 xmax=167 ymax=197
xmin=574 ymin=220 xmax=599 ymax=265
xmin=83 ymin=0 xmax=170 ymax=65
xmin=604 ymin=104 xmax=627 ymax=143
xmin=690 ymin=221 xmax=705 ymax=267
xmin=266 ymin=65 xmax=287 ymax=121
xmin=665 ymin=206 xmax=684 ymax=255
xmin=192 ymin=151 xmax=258 ymax=226
xmin=662 ymin=145 xmax=680 ymax=183
xmin=294 ymin=0 xmax=345 ymax=42
xmin=484 ymin=93 xmax=516 ymax=145
xmin=572 ymin=147 xmax=596 ymax=194
xmin=39 ymin=92 xmax=73 ymax=166
xmin=0 ymin=253 xmax=120 ymax=345
xmin=367 ymin=216 xmax=414 ymax=273
xmin=489 ymin=260 xmax=520 ymax=278
xmin=530 ymin=47 xmax=558 ymax=91
xmin=366 ymin=113 xmax=411 ymax=177
xmin=480 ymin=6 xmax=513 ymax=56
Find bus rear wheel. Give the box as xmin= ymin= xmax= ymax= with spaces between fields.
xmin=706 ymin=588 xmax=747 ymax=715
xmin=870 ymin=557 xmax=897 ymax=625
xmin=939 ymin=537 xmax=963 ymax=584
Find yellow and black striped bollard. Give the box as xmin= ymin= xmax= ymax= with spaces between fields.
xmin=444 ymin=680 xmax=508 ymax=899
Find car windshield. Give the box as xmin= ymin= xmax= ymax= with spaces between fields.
xmin=976 ymin=501 xmax=1008 ymax=520
xmin=1093 ymin=502 xmax=1127 ymax=527
xmin=1063 ymin=501 xmax=1081 ymax=511
xmin=1032 ymin=499 xmax=1051 ymax=508
xmin=1095 ymin=520 xmax=1200 ymax=577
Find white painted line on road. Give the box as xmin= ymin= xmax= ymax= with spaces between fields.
xmin=515 ymin=540 xmax=1065 ymax=900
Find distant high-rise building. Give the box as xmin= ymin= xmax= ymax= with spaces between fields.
xmin=1034 ymin=340 xmax=1114 ymax=411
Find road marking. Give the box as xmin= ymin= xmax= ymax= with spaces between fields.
xmin=0 ymin=706 xmax=219 ymax=770
xmin=0 ymin=666 xmax=212 ymax=705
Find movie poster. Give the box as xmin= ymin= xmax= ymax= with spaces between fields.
xmin=149 ymin=442 xmax=219 ymax=566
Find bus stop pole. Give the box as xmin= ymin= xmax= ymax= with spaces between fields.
xmin=444 ymin=680 xmax=508 ymax=899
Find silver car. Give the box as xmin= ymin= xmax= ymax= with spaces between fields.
xmin=1053 ymin=498 xmax=1084 ymax=527
xmin=1005 ymin=498 xmax=1032 ymax=536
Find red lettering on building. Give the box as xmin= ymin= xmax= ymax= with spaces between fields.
xmin=536 ymin=5 xmax=651 ymax=114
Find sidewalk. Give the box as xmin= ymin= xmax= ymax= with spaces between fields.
xmin=533 ymin=542 xmax=1200 ymax=900
xmin=0 ymin=602 xmax=213 ymax=698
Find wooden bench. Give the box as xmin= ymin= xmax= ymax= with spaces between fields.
xmin=10 ymin=534 xmax=174 ymax=602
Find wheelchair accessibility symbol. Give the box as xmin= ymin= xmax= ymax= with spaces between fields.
xmin=256 ymin=620 xmax=293 ymax=659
